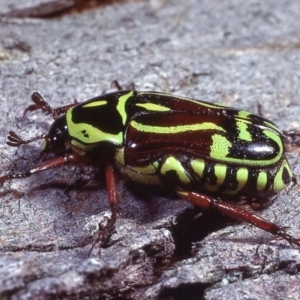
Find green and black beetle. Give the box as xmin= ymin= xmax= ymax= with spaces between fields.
xmin=1 ymin=89 xmax=300 ymax=252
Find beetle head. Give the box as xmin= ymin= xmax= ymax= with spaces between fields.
xmin=42 ymin=116 xmax=68 ymax=154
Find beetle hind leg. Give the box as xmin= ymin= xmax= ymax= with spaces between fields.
xmin=177 ymin=190 xmax=300 ymax=247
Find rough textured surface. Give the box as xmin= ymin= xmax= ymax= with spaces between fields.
xmin=0 ymin=0 xmax=104 ymax=18
xmin=1 ymin=0 xmax=300 ymax=299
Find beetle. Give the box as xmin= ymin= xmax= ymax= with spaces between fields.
xmin=1 ymin=89 xmax=300 ymax=254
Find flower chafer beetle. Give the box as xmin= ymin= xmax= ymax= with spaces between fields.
xmin=1 ymin=89 xmax=300 ymax=253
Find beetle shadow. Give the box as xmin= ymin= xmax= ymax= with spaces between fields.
xmin=122 ymin=181 xmax=182 ymax=221
xmin=124 ymin=180 xmax=177 ymax=201
xmin=123 ymin=181 xmax=234 ymax=256
xmin=171 ymin=207 xmax=232 ymax=258
xmin=19 ymin=170 xmax=108 ymax=219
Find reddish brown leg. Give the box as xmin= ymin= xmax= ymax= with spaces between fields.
xmin=111 ymin=80 xmax=123 ymax=91
xmin=89 ymin=163 xmax=119 ymax=256
xmin=111 ymin=80 xmax=135 ymax=91
xmin=177 ymin=190 xmax=300 ymax=247
xmin=0 ymin=154 xmax=92 ymax=184
xmin=0 ymin=153 xmax=119 ymax=255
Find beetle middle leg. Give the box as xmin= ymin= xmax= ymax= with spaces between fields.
xmin=177 ymin=190 xmax=300 ymax=247
xmin=88 ymin=163 xmax=119 ymax=256
xmin=0 ymin=153 xmax=120 ymax=255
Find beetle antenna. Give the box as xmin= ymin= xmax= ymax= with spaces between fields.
xmin=22 ymin=92 xmax=79 ymax=120
xmin=7 ymin=131 xmax=46 ymax=147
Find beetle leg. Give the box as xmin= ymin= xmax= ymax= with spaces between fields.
xmin=0 ymin=154 xmax=94 ymax=184
xmin=111 ymin=80 xmax=135 ymax=91
xmin=0 ymin=154 xmax=118 ymax=255
xmin=22 ymin=92 xmax=78 ymax=119
xmin=177 ymin=190 xmax=300 ymax=247
xmin=105 ymin=164 xmax=118 ymax=209
xmin=89 ymin=163 xmax=119 ymax=256
xmin=111 ymin=80 xmax=123 ymax=91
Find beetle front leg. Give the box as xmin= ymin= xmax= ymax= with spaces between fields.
xmin=0 ymin=154 xmax=93 ymax=184
xmin=0 ymin=153 xmax=118 ymax=255
xmin=177 ymin=190 xmax=300 ymax=247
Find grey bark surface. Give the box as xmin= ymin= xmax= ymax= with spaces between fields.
xmin=1 ymin=0 xmax=300 ymax=299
